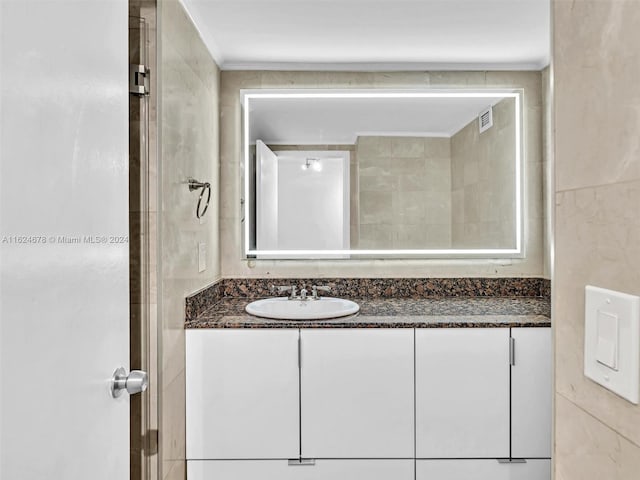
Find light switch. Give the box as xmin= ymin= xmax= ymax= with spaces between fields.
xmin=198 ymin=242 xmax=206 ymax=273
xmin=595 ymin=310 xmax=618 ymax=370
xmin=585 ymin=286 xmax=640 ymax=404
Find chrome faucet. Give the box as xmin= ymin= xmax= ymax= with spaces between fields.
xmin=271 ymin=285 xmax=298 ymax=300
xmin=311 ymin=285 xmax=331 ymax=300
xmin=271 ymin=284 xmax=329 ymax=300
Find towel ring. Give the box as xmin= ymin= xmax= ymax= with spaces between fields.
xmin=188 ymin=178 xmax=211 ymax=219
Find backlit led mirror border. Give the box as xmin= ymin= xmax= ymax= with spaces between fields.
xmin=241 ymin=89 xmax=524 ymax=260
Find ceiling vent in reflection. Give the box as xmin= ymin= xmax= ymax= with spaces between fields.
xmin=478 ymin=106 xmax=493 ymax=133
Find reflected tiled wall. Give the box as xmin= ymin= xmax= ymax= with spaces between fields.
xmin=553 ymin=0 xmax=640 ymax=477
xmin=357 ymin=136 xmax=452 ymax=249
xmin=158 ymin=0 xmax=221 ymax=479
xmin=451 ymin=98 xmax=516 ymax=248
xmin=220 ymin=71 xmax=545 ymax=278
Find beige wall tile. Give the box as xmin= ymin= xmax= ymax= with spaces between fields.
xmin=360 ymin=191 xmax=394 ymax=224
xmin=424 ymin=137 xmax=451 ymax=158
xmin=358 ymin=136 xmax=451 ymax=249
xmin=391 ymin=137 xmax=425 ymax=158
xmin=554 ymin=182 xmax=640 ymax=446
xmin=555 ymin=394 xmax=640 ymax=480
xmin=554 ymin=0 xmax=640 ymax=192
xmin=356 ymin=136 xmax=392 ymax=159
xmin=450 ymin=96 xmax=518 ymax=248
xmin=162 ymin=460 xmax=185 ymax=480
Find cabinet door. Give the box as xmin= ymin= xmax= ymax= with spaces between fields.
xmin=416 ymin=459 xmax=551 ymax=480
xmin=511 ymin=328 xmax=552 ymax=458
xmin=186 ymin=329 xmax=300 ymax=459
xmin=416 ymin=328 xmax=510 ymax=458
xmin=188 ymin=459 xmax=414 ymax=480
xmin=300 ymin=329 xmax=414 ymax=458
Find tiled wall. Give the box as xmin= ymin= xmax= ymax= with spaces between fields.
xmin=220 ymin=71 xmax=545 ymax=278
xmin=553 ymin=0 xmax=640 ymax=477
xmin=357 ymin=136 xmax=452 ymax=249
xmin=451 ymin=97 xmax=516 ymax=248
xmin=158 ymin=0 xmax=221 ymax=478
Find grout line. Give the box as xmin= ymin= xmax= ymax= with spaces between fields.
xmin=556 ymin=391 xmax=640 ymax=449
xmin=555 ymin=177 xmax=640 ymax=195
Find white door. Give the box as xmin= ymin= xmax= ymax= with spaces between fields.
xmin=275 ymin=151 xmax=350 ymax=253
xmin=300 ymin=329 xmax=414 ymax=458
xmin=256 ymin=140 xmax=279 ymax=250
xmin=511 ymin=328 xmax=552 ymax=458
xmin=186 ymin=330 xmax=300 ymax=459
xmin=0 ymin=1 xmax=131 ymax=479
xmin=416 ymin=328 xmax=510 ymax=458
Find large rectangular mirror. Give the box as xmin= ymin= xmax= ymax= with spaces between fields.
xmin=242 ymin=89 xmax=523 ymax=259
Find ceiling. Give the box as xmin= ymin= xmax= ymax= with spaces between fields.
xmin=248 ymin=95 xmax=509 ymax=144
xmin=180 ymin=0 xmax=550 ymax=71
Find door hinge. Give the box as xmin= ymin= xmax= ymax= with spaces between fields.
xmin=509 ymin=336 xmax=516 ymax=366
xmin=130 ymin=64 xmax=150 ymax=96
xmin=144 ymin=429 xmax=159 ymax=456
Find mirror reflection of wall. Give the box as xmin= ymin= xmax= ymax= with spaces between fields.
xmin=246 ymin=91 xmax=521 ymax=256
xmin=357 ymin=97 xmax=515 ymax=250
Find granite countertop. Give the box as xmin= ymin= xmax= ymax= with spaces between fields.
xmin=185 ymin=296 xmax=551 ymax=329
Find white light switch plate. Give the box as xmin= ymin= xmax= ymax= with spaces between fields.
xmin=198 ymin=242 xmax=207 ymax=273
xmin=585 ymin=285 xmax=640 ymax=404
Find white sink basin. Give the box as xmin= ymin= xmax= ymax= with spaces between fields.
xmin=245 ymin=297 xmax=360 ymax=320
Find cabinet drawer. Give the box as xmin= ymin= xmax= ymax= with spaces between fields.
xmin=416 ymin=459 xmax=551 ymax=480
xmin=188 ymin=459 xmax=414 ymax=480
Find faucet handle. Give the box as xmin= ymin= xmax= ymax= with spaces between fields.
xmin=271 ymin=285 xmax=299 ymax=299
xmin=272 ymin=285 xmax=293 ymax=294
xmin=311 ymin=285 xmax=331 ymax=299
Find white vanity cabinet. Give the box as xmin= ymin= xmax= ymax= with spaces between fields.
xmin=511 ymin=328 xmax=552 ymax=458
xmin=416 ymin=459 xmax=551 ymax=480
xmin=300 ymin=329 xmax=414 ymax=458
xmin=185 ymin=329 xmax=300 ymax=459
xmin=186 ymin=326 xmax=551 ymax=480
xmin=416 ymin=328 xmax=511 ymax=458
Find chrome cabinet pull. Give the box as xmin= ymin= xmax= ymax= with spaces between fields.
xmin=288 ymin=459 xmax=315 ymax=466
xmin=509 ymin=336 xmax=516 ymax=366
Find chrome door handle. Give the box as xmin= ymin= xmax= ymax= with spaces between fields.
xmin=111 ymin=367 xmax=148 ymax=398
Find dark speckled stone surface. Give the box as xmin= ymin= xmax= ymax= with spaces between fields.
xmin=185 ymin=297 xmax=551 ymax=329
xmin=185 ymin=277 xmax=549 ymax=321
